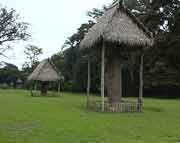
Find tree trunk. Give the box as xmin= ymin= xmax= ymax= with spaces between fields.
xmin=106 ymin=50 xmax=122 ymax=104
xmin=41 ymin=81 xmax=48 ymax=96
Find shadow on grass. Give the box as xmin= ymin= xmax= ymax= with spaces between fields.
xmin=144 ymin=106 xmax=165 ymax=112
xmin=29 ymin=95 xmax=61 ymax=98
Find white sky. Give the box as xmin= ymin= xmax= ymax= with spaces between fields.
xmin=0 ymin=0 xmax=112 ymax=69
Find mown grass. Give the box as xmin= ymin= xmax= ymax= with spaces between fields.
xmin=0 ymin=89 xmax=180 ymax=143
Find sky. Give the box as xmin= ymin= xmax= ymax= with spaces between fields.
xmin=0 ymin=0 xmax=112 ymax=69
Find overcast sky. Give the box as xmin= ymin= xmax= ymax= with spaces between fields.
xmin=0 ymin=0 xmax=112 ymax=69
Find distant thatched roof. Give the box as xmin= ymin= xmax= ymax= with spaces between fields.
xmin=28 ymin=59 xmax=60 ymax=82
xmin=80 ymin=2 xmax=154 ymax=49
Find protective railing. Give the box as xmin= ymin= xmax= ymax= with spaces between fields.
xmin=87 ymin=100 xmax=142 ymax=112
xmin=30 ymin=90 xmax=61 ymax=97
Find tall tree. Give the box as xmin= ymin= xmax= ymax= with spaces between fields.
xmin=0 ymin=6 xmax=30 ymax=57
xmin=24 ymin=45 xmax=43 ymax=69
xmin=54 ymin=0 xmax=180 ymax=93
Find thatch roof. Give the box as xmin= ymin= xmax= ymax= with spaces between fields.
xmin=28 ymin=59 xmax=60 ymax=82
xmin=80 ymin=2 xmax=154 ymax=49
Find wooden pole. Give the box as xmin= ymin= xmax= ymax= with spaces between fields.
xmin=30 ymin=81 xmax=33 ymax=96
xmin=101 ymin=43 xmax=105 ymax=112
xmin=34 ymin=81 xmax=37 ymax=91
xmin=138 ymin=54 xmax=144 ymax=111
xmin=119 ymin=62 xmax=122 ymax=102
xmin=33 ymin=81 xmax=37 ymax=96
xmin=87 ymin=55 xmax=91 ymax=107
xmin=58 ymin=80 xmax=61 ymax=96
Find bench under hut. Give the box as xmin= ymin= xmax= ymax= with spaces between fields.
xmin=80 ymin=0 xmax=154 ymax=112
xmin=28 ymin=59 xmax=62 ymax=96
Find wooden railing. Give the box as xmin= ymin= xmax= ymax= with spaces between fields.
xmin=30 ymin=91 xmax=61 ymax=97
xmin=87 ymin=100 xmax=142 ymax=112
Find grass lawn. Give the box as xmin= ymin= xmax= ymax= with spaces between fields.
xmin=0 ymin=89 xmax=180 ymax=143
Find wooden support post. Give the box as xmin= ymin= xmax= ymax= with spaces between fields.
xmin=119 ymin=61 xmax=122 ymax=103
xmin=34 ymin=81 xmax=37 ymax=91
xmin=87 ymin=55 xmax=91 ymax=107
xmin=32 ymin=81 xmax=38 ymax=96
xmin=30 ymin=81 xmax=33 ymax=96
xmin=58 ymin=80 xmax=61 ymax=96
xmin=138 ymin=54 xmax=144 ymax=111
xmin=101 ymin=43 xmax=105 ymax=112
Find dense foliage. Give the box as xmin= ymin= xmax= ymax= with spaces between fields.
xmin=0 ymin=62 xmax=22 ymax=88
xmin=1 ymin=1 xmax=180 ymax=96
xmin=51 ymin=0 xmax=180 ymax=95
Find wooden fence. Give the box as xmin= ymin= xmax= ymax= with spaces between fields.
xmin=30 ymin=90 xmax=61 ymax=97
xmin=87 ymin=100 xmax=142 ymax=113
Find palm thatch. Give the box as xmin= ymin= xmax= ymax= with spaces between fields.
xmin=80 ymin=2 xmax=154 ymax=49
xmin=28 ymin=59 xmax=60 ymax=82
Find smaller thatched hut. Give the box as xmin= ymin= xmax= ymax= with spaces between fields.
xmin=28 ymin=59 xmax=61 ymax=96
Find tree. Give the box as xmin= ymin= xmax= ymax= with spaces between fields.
xmin=158 ymin=8 xmax=180 ymax=79
xmin=87 ymin=8 xmax=104 ymax=19
xmin=0 ymin=62 xmax=20 ymax=88
xmin=0 ymin=5 xmax=30 ymax=57
xmin=24 ymin=45 xmax=43 ymax=69
xmin=53 ymin=0 xmax=180 ymax=95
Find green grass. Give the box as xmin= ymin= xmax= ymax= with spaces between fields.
xmin=0 ymin=89 xmax=180 ymax=143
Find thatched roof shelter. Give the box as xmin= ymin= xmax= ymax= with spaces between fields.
xmin=80 ymin=1 xmax=154 ymax=112
xmin=28 ymin=59 xmax=60 ymax=82
xmin=80 ymin=1 xmax=153 ymax=49
xmin=28 ymin=59 xmax=62 ymax=96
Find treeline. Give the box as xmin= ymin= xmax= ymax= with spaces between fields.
xmin=0 ymin=62 xmax=22 ymax=89
xmin=51 ymin=0 xmax=180 ymax=96
xmin=1 ymin=0 xmax=180 ymax=97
